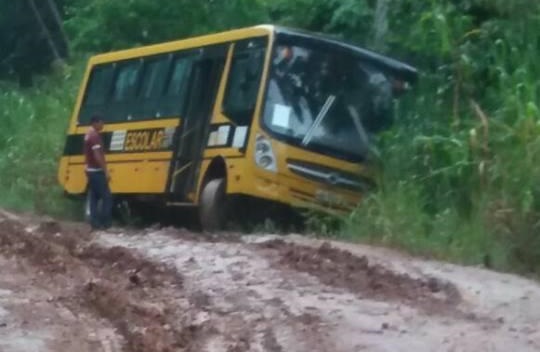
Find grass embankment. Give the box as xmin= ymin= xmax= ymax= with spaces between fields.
xmin=337 ymin=80 xmax=540 ymax=275
xmin=0 ymin=61 xmax=86 ymax=218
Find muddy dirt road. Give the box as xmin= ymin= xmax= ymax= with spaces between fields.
xmin=0 ymin=210 xmax=539 ymax=351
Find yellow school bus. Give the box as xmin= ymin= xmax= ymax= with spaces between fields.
xmin=57 ymin=25 xmax=417 ymax=230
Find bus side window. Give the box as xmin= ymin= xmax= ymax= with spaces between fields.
xmin=112 ymin=61 xmax=141 ymax=102
xmin=108 ymin=60 xmax=143 ymax=122
xmin=223 ymin=37 xmax=267 ymax=125
xmin=79 ymin=64 xmax=114 ymax=125
xmin=140 ymin=58 xmax=169 ymax=99
xmin=138 ymin=56 xmax=170 ymax=119
xmin=160 ymin=55 xmax=193 ymax=118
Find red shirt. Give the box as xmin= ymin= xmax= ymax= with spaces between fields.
xmin=84 ymin=127 xmax=104 ymax=171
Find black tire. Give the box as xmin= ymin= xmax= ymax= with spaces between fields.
xmin=199 ymin=178 xmax=227 ymax=232
xmin=113 ymin=199 xmax=133 ymax=225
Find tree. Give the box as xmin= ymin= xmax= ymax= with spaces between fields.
xmin=0 ymin=0 xmax=68 ymax=86
xmin=63 ymin=0 xmax=269 ymax=52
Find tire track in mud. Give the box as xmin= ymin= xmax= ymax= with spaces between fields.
xmin=0 ymin=216 xmax=204 ymax=352
xmin=98 ymin=231 xmax=338 ymax=352
xmin=0 ymin=215 xmax=335 ymax=351
xmin=99 ymin=229 xmax=479 ymax=352
xmin=256 ymin=239 xmax=463 ymax=317
xmin=95 ymin=228 xmax=483 ymax=351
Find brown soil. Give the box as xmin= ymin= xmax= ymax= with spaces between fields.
xmin=1 ymin=211 xmax=539 ymax=352
xmin=258 ymin=239 xmax=462 ymax=315
xmin=0 ymin=216 xmax=197 ymax=352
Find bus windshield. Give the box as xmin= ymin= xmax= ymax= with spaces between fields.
xmin=262 ymin=40 xmax=398 ymax=162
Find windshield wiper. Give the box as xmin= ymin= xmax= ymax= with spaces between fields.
xmin=347 ymin=106 xmax=369 ymax=148
xmin=302 ymin=94 xmax=336 ymax=146
xmin=348 ymin=105 xmax=380 ymax=161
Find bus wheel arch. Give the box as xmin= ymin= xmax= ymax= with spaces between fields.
xmin=199 ymin=156 xmax=228 ymax=232
xmin=201 ymin=156 xmax=227 ymax=193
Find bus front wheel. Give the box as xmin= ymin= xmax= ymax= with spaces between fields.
xmin=199 ymin=178 xmax=227 ymax=232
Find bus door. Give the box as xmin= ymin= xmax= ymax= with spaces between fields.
xmin=168 ymin=45 xmax=227 ymax=201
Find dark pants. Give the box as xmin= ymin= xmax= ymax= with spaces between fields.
xmin=86 ymin=171 xmax=112 ymax=229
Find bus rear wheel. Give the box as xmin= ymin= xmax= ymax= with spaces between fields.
xmin=199 ymin=178 xmax=227 ymax=232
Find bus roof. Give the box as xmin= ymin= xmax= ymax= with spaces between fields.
xmin=90 ymin=24 xmax=418 ymax=82
xmin=268 ymin=25 xmax=418 ymax=83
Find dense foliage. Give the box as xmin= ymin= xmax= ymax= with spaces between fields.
xmin=1 ymin=0 xmax=540 ymax=272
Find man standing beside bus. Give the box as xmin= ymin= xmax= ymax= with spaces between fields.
xmin=84 ymin=115 xmax=112 ymax=230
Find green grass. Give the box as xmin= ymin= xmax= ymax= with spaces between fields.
xmin=313 ymin=81 xmax=540 ymax=275
xmin=0 ymin=60 xmax=87 ymax=219
xmin=339 ymin=183 xmax=510 ymax=268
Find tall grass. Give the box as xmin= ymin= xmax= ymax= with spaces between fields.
xmin=338 ymin=2 xmax=540 ymax=274
xmin=0 ymin=60 xmax=86 ymax=218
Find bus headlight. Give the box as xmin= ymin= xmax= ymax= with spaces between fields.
xmin=254 ymin=134 xmax=277 ymax=172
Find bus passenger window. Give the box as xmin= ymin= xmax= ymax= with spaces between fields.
xmin=140 ymin=58 xmax=169 ymax=99
xmin=160 ymin=56 xmax=193 ymax=117
xmin=112 ymin=61 xmax=141 ymax=101
xmin=84 ymin=64 xmax=114 ymax=106
xmin=79 ymin=64 xmax=114 ymax=124
xmin=223 ymin=39 xmax=266 ymax=125
xmin=166 ymin=57 xmax=191 ymax=96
